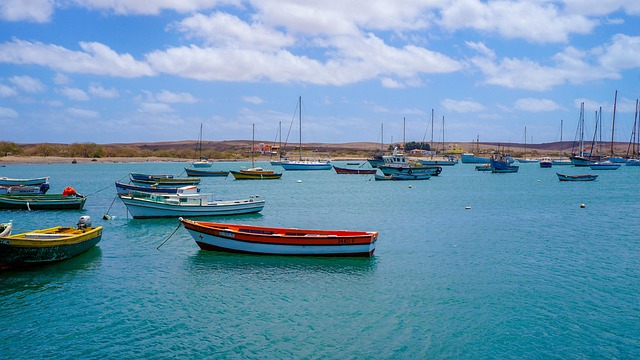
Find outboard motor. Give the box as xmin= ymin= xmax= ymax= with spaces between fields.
xmin=77 ymin=216 xmax=92 ymax=229
xmin=39 ymin=183 xmax=50 ymax=194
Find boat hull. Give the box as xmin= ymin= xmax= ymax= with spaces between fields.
xmin=0 ymin=194 xmax=86 ymax=210
xmin=184 ymin=168 xmax=229 ymax=177
xmin=570 ymin=156 xmax=597 ymax=167
xmin=332 ymin=166 xmax=377 ymax=174
xmin=120 ymin=196 xmax=265 ymax=219
xmin=0 ymin=226 xmax=102 ymax=269
xmin=0 ymin=177 xmax=49 ymax=186
xmin=417 ymin=159 xmax=458 ymax=166
xmin=115 ymin=182 xmax=182 ymax=195
xmin=557 ymin=173 xmax=598 ymax=181
xmin=589 ymin=163 xmax=621 ymax=170
xmin=280 ymin=162 xmax=332 ymax=170
xmin=181 ymin=219 xmax=377 ymax=257
xmin=461 ymin=154 xmax=490 ymax=163
xmin=230 ymin=171 xmax=282 ymax=180
xmin=379 ymin=166 xmax=442 ymax=176
xmin=130 ymin=178 xmax=200 ymax=187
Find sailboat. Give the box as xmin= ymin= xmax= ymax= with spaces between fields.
xmin=608 ymin=91 xmax=626 ymax=163
xmin=518 ymin=126 xmax=539 ymax=163
xmin=279 ymin=96 xmax=332 ymax=170
xmin=626 ymin=99 xmax=640 ymax=166
xmin=570 ymin=102 xmax=601 ymax=166
xmin=461 ymin=135 xmax=490 ymax=163
xmin=418 ymin=112 xmax=458 ymax=166
xmin=552 ymin=119 xmax=572 ymax=166
xmin=367 ymin=123 xmax=385 ymax=168
xmin=230 ymin=124 xmax=283 ymax=180
xmin=191 ymin=123 xmax=213 ymax=168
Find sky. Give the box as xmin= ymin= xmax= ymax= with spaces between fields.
xmin=1 ymin=0 xmax=639 ymax=147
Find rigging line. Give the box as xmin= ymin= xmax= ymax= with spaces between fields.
xmin=84 ymin=173 xmax=128 ymax=197
xmin=103 ymin=194 xmax=119 ymax=220
xmin=157 ymin=221 xmax=183 ymax=250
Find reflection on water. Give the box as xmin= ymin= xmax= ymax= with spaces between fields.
xmin=186 ymin=249 xmax=378 ymax=276
xmin=0 ymin=247 xmax=103 ymax=297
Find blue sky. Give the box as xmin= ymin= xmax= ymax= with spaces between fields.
xmin=1 ymin=1 xmax=639 ymax=146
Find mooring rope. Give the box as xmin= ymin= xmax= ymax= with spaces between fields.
xmin=157 ymin=221 xmax=182 ymax=250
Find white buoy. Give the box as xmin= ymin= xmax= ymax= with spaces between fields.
xmin=465 ymin=206 xmax=471 ymax=210
xmin=580 ymin=203 xmax=586 ymax=208
xmin=408 ymin=185 xmax=412 ymax=188
xmin=297 ymin=180 xmax=302 ymax=183
xmin=537 ymin=179 xmax=541 ymax=182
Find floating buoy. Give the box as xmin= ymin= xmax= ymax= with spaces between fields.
xmin=103 ymin=214 xmax=111 ymax=220
xmin=296 ymin=180 xmax=302 ymax=183
xmin=580 ymin=203 xmax=586 ymax=208
xmin=537 ymin=179 xmax=541 ymax=182
xmin=408 ymin=185 xmax=412 ymax=188
xmin=465 ymin=206 xmax=471 ymax=210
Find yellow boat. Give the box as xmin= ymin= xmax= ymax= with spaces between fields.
xmin=0 ymin=216 xmax=102 ymax=269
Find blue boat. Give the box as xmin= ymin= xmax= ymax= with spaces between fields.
xmin=557 ymin=173 xmax=598 ymax=181
xmin=184 ymin=168 xmax=229 ymax=177
xmin=129 ymin=173 xmax=174 ymax=181
xmin=490 ymin=153 xmax=519 ymax=173
xmin=115 ymin=182 xmax=192 ymax=195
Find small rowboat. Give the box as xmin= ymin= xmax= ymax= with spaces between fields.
xmin=556 ymin=173 xmax=598 ymax=181
xmin=184 ymin=168 xmax=229 ymax=177
xmin=180 ymin=218 xmax=379 ymax=257
xmin=0 ymin=216 xmax=102 ymax=269
xmin=130 ymin=177 xmax=201 ymax=187
xmin=0 ymin=176 xmax=49 ymax=186
xmin=332 ymin=165 xmax=377 ymax=174
xmin=230 ymin=169 xmax=283 ymax=180
xmin=115 ymin=181 xmax=189 ymax=195
xmin=129 ymin=173 xmax=174 ymax=181
xmin=119 ymin=186 xmax=265 ymax=219
xmin=0 ymin=187 xmax=86 ymax=210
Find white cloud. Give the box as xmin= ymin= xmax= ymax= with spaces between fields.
xmin=0 ymin=39 xmax=155 ymax=78
xmin=0 ymin=0 xmax=54 ymax=23
xmin=175 ymin=12 xmax=295 ymax=51
xmin=441 ymin=98 xmax=486 ymax=113
xmin=0 ymin=107 xmax=19 ymax=118
xmin=89 ymin=84 xmax=119 ymax=98
xmin=563 ymin=0 xmax=640 ymax=16
xmin=514 ymin=98 xmax=562 ymax=112
xmin=53 ymin=73 xmax=71 ymax=85
xmin=598 ymin=34 xmax=640 ymax=71
xmin=0 ymin=84 xmax=17 ymax=97
xmin=67 ymin=107 xmax=99 ymax=118
xmin=70 ymin=0 xmax=224 ymax=15
xmin=440 ymin=0 xmax=596 ymax=43
xmin=243 ymin=96 xmax=264 ymax=105
xmin=156 ymin=89 xmax=198 ymax=103
xmin=139 ymin=102 xmax=174 ymax=113
xmin=465 ymin=41 xmax=495 ymax=59
xmin=9 ymin=75 xmax=45 ymax=93
xmin=59 ymin=87 xmax=90 ymax=101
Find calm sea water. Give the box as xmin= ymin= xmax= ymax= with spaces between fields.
xmin=1 ymin=160 xmax=639 ymax=359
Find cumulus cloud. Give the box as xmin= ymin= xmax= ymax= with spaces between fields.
xmin=175 ymin=12 xmax=295 ymax=51
xmin=67 ymin=107 xmax=99 ymax=118
xmin=441 ymin=98 xmax=486 ymax=113
xmin=88 ymin=84 xmax=119 ymax=98
xmin=0 ymin=106 xmax=19 ymax=118
xmin=155 ymin=90 xmax=198 ymax=103
xmin=0 ymin=39 xmax=155 ymax=78
xmin=59 ymin=87 xmax=90 ymax=101
xmin=139 ymin=102 xmax=174 ymax=114
xmin=0 ymin=84 xmax=18 ymax=97
xmin=514 ymin=98 xmax=562 ymax=112
xmin=0 ymin=0 xmax=54 ymax=23
xmin=69 ymin=0 xmax=222 ymax=15
xmin=9 ymin=75 xmax=45 ymax=93
xmin=440 ymin=0 xmax=596 ymax=43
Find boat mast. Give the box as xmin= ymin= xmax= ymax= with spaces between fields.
xmin=611 ymin=90 xmax=617 ymax=157
xmin=251 ymin=123 xmax=255 ymax=168
xmin=430 ymin=109 xmax=434 ymax=153
xmin=441 ymin=115 xmax=445 ymax=155
xmin=524 ymin=126 xmax=527 ymax=159
xmin=298 ymin=96 xmax=302 ymax=161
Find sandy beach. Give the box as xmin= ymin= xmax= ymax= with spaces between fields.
xmin=0 ymin=156 xmax=190 ymax=165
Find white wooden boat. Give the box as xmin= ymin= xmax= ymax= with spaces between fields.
xmin=0 ymin=221 xmax=12 ymax=237
xmin=0 ymin=176 xmax=49 ymax=186
xmin=180 ymin=218 xmax=378 ymax=257
xmin=118 ymin=186 xmax=265 ymax=219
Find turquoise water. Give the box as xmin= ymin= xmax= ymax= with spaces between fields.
xmin=1 ymin=161 xmax=639 ymax=359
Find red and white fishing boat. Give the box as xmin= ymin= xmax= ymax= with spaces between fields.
xmin=180 ymin=218 xmax=379 ymax=257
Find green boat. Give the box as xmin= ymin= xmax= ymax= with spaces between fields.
xmin=0 ymin=193 xmax=87 ymax=210
xmin=0 ymin=216 xmax=102 ymax=269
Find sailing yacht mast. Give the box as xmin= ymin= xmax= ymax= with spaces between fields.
xmin=611 ymin=90 xmax=617 ymax=157
xmin=298 ymin=96 xmax=302 ymax=161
